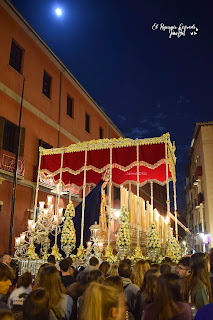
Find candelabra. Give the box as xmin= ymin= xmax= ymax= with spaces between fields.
xmin=15 ymin=195 xmax=64 ymax=260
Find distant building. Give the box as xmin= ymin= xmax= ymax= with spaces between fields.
xmin=185 ymin=122 xmax=213 ymax=252
xmin=0 ymin=0 xmax=123 ymax=253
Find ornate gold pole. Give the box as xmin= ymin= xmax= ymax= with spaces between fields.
xmin=33 ymin=148 xmax=42 ymax=223
xmin=165 ymin=140 xmax=171 ymax=241
xmin=134 ymin=141 xmax=143 ymax=258
xmin=150 ymin=181 xmax=154 ymax=223
xmin=105 ymin=146 xmax=113 ymax=258
xmin=173 ymin=180 xmax=178 ymax=239
xmin=78 ymin=148 xmax=87 ymax=252
xmin=55 ymin=150 xmax=64 ymax=245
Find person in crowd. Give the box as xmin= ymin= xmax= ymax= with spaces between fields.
xmin=133 ymin=268 xmax=160 ymax=320
xmin=2 ymin=255 xmax=11 ymax=267
xmin=106 ymin=264 xmax=119 ymax=277
xmin=76 ymin=256 xmax=99 ymax=283
xmin=118 ymin=262 xmax=139 ymax=313
xmin=194 ymin=302 xmax=213 ymax=320
xmin=67 ymin=257 xmax=77 ymax=278
xmin=209 ymin=248 xmax=213 ymax=258
xmin=160 ymin=263 xmax=171 ymax=275
xmin=176 ymin=257 xmax=191 ymax=282
xmin=181 ymin=252 xmax=212 ymax=310
xmin=47 ymin=255 xmax=56 ymax=266
xmin=35 ymin=264 xmax=73 ymax=319
xmin=8 ymin=271 xmax=32 ymax=311
xmin=80 ymin=282 xmax=126 ymax=320
xmin=142 ymin=273 xmax=192 ymax=320
xmin=209 ymin=251 xmax=213 ymax=297
xmin=150 ymin=263 xmax=160 ymax=269
xmin=130 ymin=260 xmax=150 ymax=289
xmin=87 ymin=269 xmax=104 ymax=285
xmin=0 ymin=309 xmax=15 ymax=320
xmin=0 ymin=262 xmax=13 ymax=310
xmin=59 ymin=259 xmax=76 ymax=288
xmin=66 ymin=281 xmax=87 ymax=320
xmin=104 ymin=276 xmax=123 ymax=293
xmin=22 ymin=288 xmax=50 ymax=320
xmin=34 ymin=263 xmax=49 ymax=286
xmin=99 ymin=262 xmax=110 ymax=278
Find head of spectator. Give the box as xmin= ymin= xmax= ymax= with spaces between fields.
xmin=99 ymin=261 xmax=110 ymax=277
xmin=87 ymin=269 xmax=104 ymax=285
xmin=176 ymin=257 xmax=191 ymax=279
xmin=160 ymin=263 xmax=171 ymax=275
xmin=0 ymin=310 xmax=15 ymax=320
xmin=182 ymin=252 xmax=212 ymax=306
xmin=67 ymin=257 xmax=73 ymax=266
xmin=141 ymin=268 xmax=160 ymax=304
xmin=59 ymin=258 xmax=71 ymax=276
xmin=104 ymin=276 xmax=123 ymax=293
xmin=2 ymin=254 xmax=11 ymax=266
xmin=130 ymin=260 xmax=150 ymax=288
xmin=34 ymin=263 xmax=49 ymax=286
xmin=121 ymin=259 xmax=131 ymax=268
xmin=23 ymin=288 xmax=49 ymax=320
xmin=209 ymin=248 xmax=213 ymax=257
xmin=150 ymin=263 xmax=160 ymax=269
xmin=81 ymin=282 xmax=126 ymax=320
xmin=106 ymin=264 xmax=119 ymax=277
xmin=36 ymin=265 xmax=65 ymax=309
xmin=89 ymin=256 xmax=99 ymax=268
xmin=118 ymin=263 xmax=131 ymax=279
xmin=154 ymin=273 xmax=182 ymax=319
xmin=47 ymin=254 xmax=56 ymax=265
xmin=0 ymin=262 xmax=13 ymax=295
xmin=162 ymin=257 xmax=173 ymax=266
xmin=17 ymin=271 xmax=32 ymax=289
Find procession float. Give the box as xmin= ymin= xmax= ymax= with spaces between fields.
xmin=14 ymin=133 xmax=191 ymax=274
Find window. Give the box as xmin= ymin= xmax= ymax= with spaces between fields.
xmin=42 ymin=71 xmax=51 ymax=98
xmin=0 ymin=117 xmax=25 ymax=157
xmin=85 ymin=113 xmax=90 ymax=133
xmin=9 ymin=41 xmax=23 ymax=73
xmin=67 ymin=96 xmax=73 ymax=118
xmin=99 ymin=127 xmax=103 ymax=139
xmin=38 ymin=139 xmax=53 ymax=164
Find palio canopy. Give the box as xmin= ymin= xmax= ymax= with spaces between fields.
xmin=39 ymin=133 xmax=176 ymax=188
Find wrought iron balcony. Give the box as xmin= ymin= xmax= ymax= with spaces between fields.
xmin=0 ymin=148 xmax=24 ymax=176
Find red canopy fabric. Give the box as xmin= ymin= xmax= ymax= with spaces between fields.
xmin=39 ymin=134 xmax=176 ymax=188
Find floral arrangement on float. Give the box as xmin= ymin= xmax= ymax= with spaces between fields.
xmin=51 ymin=243 xmax=62 ymax=261
xmin=27 ymin=242 xmax=39 ymax=260
xmin=146 ymin=223 xmax=161 ymax=261
xmin=165 ymin=236 xmax=181 ymax=263
xmin=61 ymin=200 xmax=76 ymax=257
xmin=116 ymin=206 xmax=131 ymax=259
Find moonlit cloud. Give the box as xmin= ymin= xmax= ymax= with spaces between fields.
xmin=117 ymin=114 xmax=127 ymax=121
xmin=125 ymin=127 xmax=150 ymax=139
xmin=177 ymin=95 xmax=191 ymax=104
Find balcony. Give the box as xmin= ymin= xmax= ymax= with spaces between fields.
xmin=0 ymin=148 xmax=24 ymax=176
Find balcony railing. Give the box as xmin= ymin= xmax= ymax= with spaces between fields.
xmin=0 ymin=148 xmax=24 ymax=176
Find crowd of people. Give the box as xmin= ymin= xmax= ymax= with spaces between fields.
xmin=0 ymin=251 xmax=213 ymax=320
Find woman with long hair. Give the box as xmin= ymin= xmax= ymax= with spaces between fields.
xmin=23 ymin=288 xmax=49 ymax=320
xmin=80 ymin=282 xmax=126 ymax=320
xmin=36 ymin=264 xmax=73 ymax=319
xmin=142 ymin=273 xmax=192 ymax=320
xmin=181 ymin=252 xmax=212 ymax=310
xmin=8 ymin=271 xmax=32 ymax=311
xmin=106 ymin=264 xmax=119 ymax=277
xmin=130 ymin=260 xmax=150 ymax=289
xmin=99 ymin=262 xmax=110 ymax=278
xmin=133 ymin=268 xmax=160 ymax=320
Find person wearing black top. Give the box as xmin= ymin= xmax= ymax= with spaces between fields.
xmin=59 ymin=259 xmax=76 ymax=288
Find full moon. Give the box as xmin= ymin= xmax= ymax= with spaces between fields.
xmin=56 ymin=8 xmax=62 ymax=16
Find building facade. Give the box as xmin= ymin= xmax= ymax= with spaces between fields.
xmin=0 ymin=0 xmax=123 ymax=253
xmin=185 ymin=122 xmax=213 ymax=252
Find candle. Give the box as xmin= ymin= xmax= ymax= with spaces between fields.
xmin=43 ymin=209 xmax=48 ymax=217
xmin=39 ymin=201 xmax=45 ymax=209
xmin=20 ymin=233 xmax=25 ymax=244
xmin=87 ymin=241 xmax=91 ymax=248
xmin=54 ymin=215 xmax=58 ymax=222
xmin=31 ymin=223 xmax=35 ymax=232
xmin=47 ymin=195 xmax=53 ymax=206
xmin=15 ymin=237 xmax=20 ymax=247
xmin=59 ymin=208 xmax=63 ymax=217
xmin=28 ymin=220 xmax=33 ymax=228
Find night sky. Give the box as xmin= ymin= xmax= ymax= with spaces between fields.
xmin=9 ymin=0 xmax=213 ymax=214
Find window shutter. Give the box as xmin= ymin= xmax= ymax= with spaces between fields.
xmin=19 ymin=127 xmax=25 ymax=157
xmin=0 ymin=117 xmax=5 ymax=149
